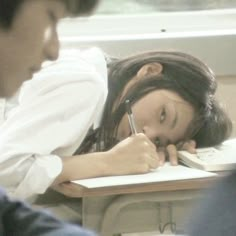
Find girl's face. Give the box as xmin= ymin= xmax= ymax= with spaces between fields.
xmin=117 ymin=89 xmax=195 ymax=148
xmin=0 ymin=0 xmax=67 ymax=97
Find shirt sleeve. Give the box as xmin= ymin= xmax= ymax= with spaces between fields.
xmin=0 ymin=48 xmax=108 ymax=199
xmin=0 ymin=187 xmax=96 ymax=236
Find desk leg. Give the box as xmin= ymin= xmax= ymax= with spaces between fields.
xmin=100 ymin=190 xmax=203 ymax=235
xmin=82 ymin=190 xmax=203 ymax=235
xmin=158 ymin=202 xmax=176 ymax=234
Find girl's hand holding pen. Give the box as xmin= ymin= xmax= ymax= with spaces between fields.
xmin=102 ymin=99 xmax=161 ymax=176
xmin=106 ymin=133 xmax=161 ymax=175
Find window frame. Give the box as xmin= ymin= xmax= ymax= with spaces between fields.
xmin=58 ymin=9 xmax=236 ymax=76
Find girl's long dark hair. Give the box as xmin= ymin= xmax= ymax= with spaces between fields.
xmin=76 ymin=51 xmax=232 ymax=154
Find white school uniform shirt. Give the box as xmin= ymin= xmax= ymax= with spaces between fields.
xmin=0 ymin=48 xmax=108 ymax=199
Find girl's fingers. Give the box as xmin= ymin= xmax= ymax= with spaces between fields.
xmin=155 ymin=140 xmax=196 ymax=167
xmin=182 ymin=140 xmax=197 ymax=153
xmin=157 ymin=150 xmax=166 ymax=166
xmin=166 ymin=144 xmax=178 ymax=165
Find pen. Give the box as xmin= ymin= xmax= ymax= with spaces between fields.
xmin=125 ymin=99 xmax=137 ymax=134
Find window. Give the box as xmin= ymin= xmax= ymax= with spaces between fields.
xmin=58 ymin=1 xmax=236 ymax=76
xmin=96 ymin=0 xmax=236 ymax=15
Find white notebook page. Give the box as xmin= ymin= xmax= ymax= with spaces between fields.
xmin=72 ymin=163 xmax=217 ymax=188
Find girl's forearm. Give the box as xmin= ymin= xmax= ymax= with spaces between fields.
xmin=53 ymin=152 xmax=113 ymax=185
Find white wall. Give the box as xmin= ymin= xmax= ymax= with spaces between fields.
xmin=216 ymin=76 xmax=236 ymax=137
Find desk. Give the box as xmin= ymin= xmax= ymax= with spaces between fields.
xmin=54 ymin=176 xmax=220 ymax=236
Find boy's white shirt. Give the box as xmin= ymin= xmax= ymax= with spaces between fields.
xmin=0 ymin=48 xmax=108 ymax=199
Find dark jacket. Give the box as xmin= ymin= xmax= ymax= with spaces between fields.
xmin=187 ymin=171 xmax=236 ymax=236
xmin=0 ymin=188 xmax=96 ymax=236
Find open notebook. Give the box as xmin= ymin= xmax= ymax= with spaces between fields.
xmin=72 ymin=163 xmax=216 ymax=189
xmin=178 ymin=138 xmax=236 ymax=171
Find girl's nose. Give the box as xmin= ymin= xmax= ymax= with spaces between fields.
xmin=142 ymin=125 xmax=167 ymax=147
xmin=142 ymin=125 xmax=160 ymax=140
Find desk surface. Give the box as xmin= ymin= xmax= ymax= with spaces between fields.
xmin=53 ymin=175 xmax=222 ymax=198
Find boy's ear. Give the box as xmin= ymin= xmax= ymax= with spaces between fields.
xmin=136 ymin=62 xmax=163 ymax=80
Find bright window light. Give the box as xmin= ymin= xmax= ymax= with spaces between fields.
xmin=58 ymin=2 xmax=236 ymax=76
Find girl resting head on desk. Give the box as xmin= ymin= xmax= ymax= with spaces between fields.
xmin=77 ymin=50 xmax=232 ymax=154
xmin=0 ymin=48 xmax=232 ymax=198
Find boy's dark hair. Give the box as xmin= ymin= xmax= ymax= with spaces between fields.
xmin=0 ymin=0 xmax=99 ymax=29
xmin=0 ymin=0 xmax=22 ymax=28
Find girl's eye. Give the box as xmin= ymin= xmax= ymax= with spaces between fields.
xmin=160 ymin=107 xmax=166 ymax=123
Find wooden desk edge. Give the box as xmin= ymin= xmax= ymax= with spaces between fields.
xmin=53 ymin=175 xmax=220 ymax=198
